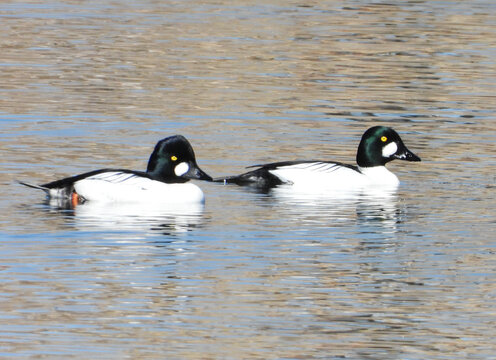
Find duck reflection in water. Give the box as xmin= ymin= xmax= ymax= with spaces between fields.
xmin=38 ymin=196 xmax=206 ymax=237
xmin=73 ymin=201 xmax=206 ymax=236
xmin=270 ymin=185 xmax=402 ymax=230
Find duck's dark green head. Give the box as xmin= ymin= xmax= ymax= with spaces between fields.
xmin=146 ymin=135 xmax=212 ymax=183
xmin=356 ymin=126 xmax=421 ymax=168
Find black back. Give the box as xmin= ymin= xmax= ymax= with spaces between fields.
xmin=42 ymin=169 xmax=150 ymax=189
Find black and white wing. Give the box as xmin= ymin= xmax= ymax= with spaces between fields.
xmin=218 ymin=160 xmax=362 ymax=189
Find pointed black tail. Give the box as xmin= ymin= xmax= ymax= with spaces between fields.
xmin=17 ymin=180 xmax=50 ymax=193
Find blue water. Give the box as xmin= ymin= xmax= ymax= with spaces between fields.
xmin=1 ymin=1 xmax=496 ymax=359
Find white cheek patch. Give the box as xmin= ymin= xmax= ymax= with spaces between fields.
xmin=382 ymin=142 xmax=398 ymax=157
xmin=174 ymin=162 xmax=190 ymax=176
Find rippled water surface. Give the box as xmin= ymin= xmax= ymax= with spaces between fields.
xmin=1 ymin=1 xmax=495 ymax=359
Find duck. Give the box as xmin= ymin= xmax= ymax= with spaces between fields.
xmin=216 ymin=126 xmax=421 ymax=191
xmin=19 ymin=135 xmax=212 ymax=206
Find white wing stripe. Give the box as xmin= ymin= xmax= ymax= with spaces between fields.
xmin=85 ymin=172 xmax=142 ymax=184
xmin=276 ymin=162 xmax=349 ymax=174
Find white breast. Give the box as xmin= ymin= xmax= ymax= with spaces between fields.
xmin=358 ymin=166 xmax=400 ymax=186
xmin=73 ymin=172 xmax=205 ymax=204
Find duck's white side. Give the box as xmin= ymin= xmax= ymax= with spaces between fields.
xmin=73 ymin=172 xmax=205 ymax=204
xmin=268 ymin=162 xmax=399 ymax=190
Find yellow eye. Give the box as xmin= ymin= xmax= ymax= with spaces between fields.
xmin=381 ymin=136 xmax=388 ymax=142
xmin=171 ymin=155 xmax=177 ymax=161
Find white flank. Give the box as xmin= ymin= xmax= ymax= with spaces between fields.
xmin=269 ymin=162 xmax=368 ymax=190
xmin=382 ymin=142 xmax=398 ymax=158
xmin=73 ymin=172 xmax=205 ymax=204
xmin=268 ymin=162 xmax=400 ymax=191
xmin=174 ymin=162 xmax=190 ymax=176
